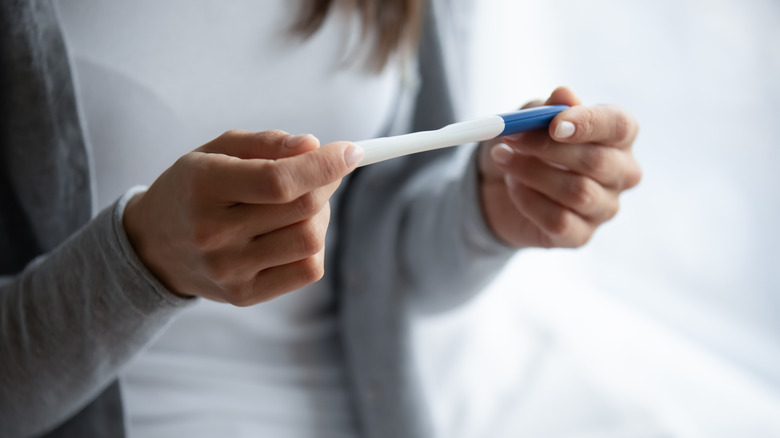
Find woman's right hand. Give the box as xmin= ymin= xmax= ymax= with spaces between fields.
xmin=122 ymin=130 xmax=364 ymax=306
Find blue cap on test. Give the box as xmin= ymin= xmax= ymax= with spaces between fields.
xmin=498 ymin=105 xmax=569 ymax=137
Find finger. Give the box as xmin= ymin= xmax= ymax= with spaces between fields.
xmin=245 ymin=205 xmax=330 ymax=272
xmin=497 ymin=150 xmax=618 ymax=222
xmin=481 ymin=87 xmax=579 ymax=179
xmin=222 ymin=249 xmax=325 ymax=307
xmin=479 ymin=138 xmax=505 ymax=180
xmin=198 ymin=129 xmax=321 ymax=160
xmin=504 ymin=131 xmax=640 ymax=189
xmin=549 ymin=105 xmax=639 ymax=148
xmin=225 ymin=180 xmax=340 ymax=237
xmin=521 ymin=99 xmax=545 ymax=110
xmin=504 ymin=177 xmax=595 ymax=248
xmin=197 ymin=141 xmax=363 ymax=204
xmin=479 ymin=99 xmax=548 ymax=178
xmin=194 ymin=203 xmax=329 ymax=297
xmin=544 ymin=86 xmax=583 ymax=107
xmin=244 ymin=251 xmax=326 ymax=305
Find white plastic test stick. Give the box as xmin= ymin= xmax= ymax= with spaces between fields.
xmin=354 ymin=105 xmax=569 ymax=167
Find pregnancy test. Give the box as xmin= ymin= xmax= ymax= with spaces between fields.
xmin=354 ymin=105 xmax=569 ymax=167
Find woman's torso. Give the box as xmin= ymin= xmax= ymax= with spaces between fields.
xmin=56 ymin=1 xmax=401 ymax=436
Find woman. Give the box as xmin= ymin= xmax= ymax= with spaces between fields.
xmin=0 ymin=0 xmax=640 ymax=437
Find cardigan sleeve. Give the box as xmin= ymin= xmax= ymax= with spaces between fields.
xmin=0 ymin=3 xmax=194 ymax=436
xmin=0 ymin=188 xmax=194 ymax=438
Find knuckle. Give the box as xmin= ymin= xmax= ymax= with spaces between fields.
xmin=617 ymin=111 xmax=640 ymax=144
xmin=263 ymin=163 xmax=295 ymax=202
xmin=243 ymin=277 xmax=282 ymax=306
xmin=295 ymin=221 xmax=325 ymax=256
xmin=299 ymin=256 xmax=325 ymax=284
xmin=543 ymin=208 xmax=572 ymax=236
xmin=581 ymin=147 xmax=610 ymax=175
xmin=253 ymin=129 xmax=289 ymax=146
xmin=219 ymin=129 xmax=248 ymax=141
xmin=224 ymin=287 xmax=256 ymax=307
xmin=606 ymin=200 xmax=620 ymax=221
xmin=625 ymin=162 xmax=643 ymax=189
xmin=537 ymin=236 xmax=556 ymax=249
xmin=264 ymin=129 xmax=288 ymax=138
xmin=186 ymin=154 xmax=225 ymax=197
xmin=612 ymin=112 xmax=633 ymax=143
xmin=183 ymin=155 xmax=210 ymax=190
xmin=320 ymin=153 xmax=346 ymax=182
xmin=293 ymin=192 xmax=322 ymax=218
xmin=567 ymin=176 xmax=597 ymax=209
xmin=570 ymin=231 xmax=593 ymax=248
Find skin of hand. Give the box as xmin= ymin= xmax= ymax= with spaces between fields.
xmin=123 ymin=129 xmax=364 ymax=306
xmin=478 ymin=86 xmax=642 ymax=249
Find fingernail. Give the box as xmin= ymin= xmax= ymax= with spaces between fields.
xmin=490 ymin=143 xmax=514 ymax=165
xmin=344 ymin=144 xmax=365 ymax=167
xmin=284 ymin=133 xmax=313 ymax=149
xmin=554 ymin=121 xmax=576 ymax=139
xmin=503 ymin=133 xmax=524 ymax=142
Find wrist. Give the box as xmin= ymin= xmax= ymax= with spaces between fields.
xmin=122 ymin=191 xmax=148 ymax=267
xmin=122 ymin=190 xmax=193 ymax=299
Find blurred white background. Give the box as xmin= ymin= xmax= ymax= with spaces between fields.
xmin=413 ymin=1 xmax=780 ymax=437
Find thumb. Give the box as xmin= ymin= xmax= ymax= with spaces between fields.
xmin=208 ymin=140 xmax=364 ymax=204
xmin=544 ymin=86 xmax=582 ymax=141
xmin=197 ymin=129 xmax=321 ymax=160
xmin=480 ymin=87 xmax=582 ymax=179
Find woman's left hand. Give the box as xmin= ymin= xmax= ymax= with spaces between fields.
xmin=478 ymin=86 xmax=642 ymax=249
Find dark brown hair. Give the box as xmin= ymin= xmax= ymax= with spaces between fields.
xmin=293 ymin=0 xmax=425 ymax=71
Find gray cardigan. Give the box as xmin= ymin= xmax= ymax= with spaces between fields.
xmin=0 ymin=1 xmax=515 ymax=437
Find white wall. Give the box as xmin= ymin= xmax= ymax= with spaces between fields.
xmin=414 ymin=1 xmax=780 ymax=436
